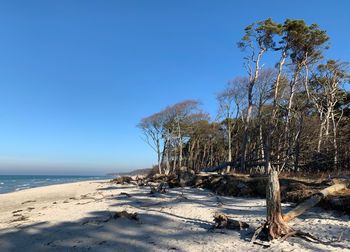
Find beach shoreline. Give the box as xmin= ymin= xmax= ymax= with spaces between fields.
xmin=0 ymin=175 xmax=111 ymax=194
xmin=0 ymin=180 xmax=349 ymax=251
xmin=0 ymin=179 xmax=110 ymax=212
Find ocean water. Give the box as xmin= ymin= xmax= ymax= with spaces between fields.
xmin=0 ymin=175 xmax=111 ymax=194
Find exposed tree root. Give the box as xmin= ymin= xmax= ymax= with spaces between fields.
xmin=252 ymin=224 xmax=342 ymax=246
xmin=292 ymin=230 xmax=343 ymax=245
xmin=150 ymin=182 xmax=169 ymax=194
xmin=251 ymin=220 xmax=291 ymax=242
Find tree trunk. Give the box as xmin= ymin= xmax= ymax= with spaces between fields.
xmin=331 ymin=110 xmax=338 ymax=169
xmin=165 ymin=137 xmax=171 ymax=175
xmin=227 ymin=120 xmax=232 ymax=173
xmin=259 ymin=124 xmax=265 ymax=161
xmin=188 ymin=139 xmax=196 ymax=170
xmin=157 ymin=139 xmax=162 ymax=174
xmin=317 ymin=111 xmax=325 ymax=152
xmin=241 ymin=48 xmax=265 ymax=173
xmin=284 ymin=72 xmax=298 ymax=168
xmin=177 ymin=120 xmax=183 ymax=168
xmin=294 ymin=115 xmax=303 ymax=171
xmin=266 ymin=169 xmax=290 ymax=239
xmin=210 ymin=141 xmax=214 ymax=167
xmin=173 ymin=147 xmax=177 ymax=172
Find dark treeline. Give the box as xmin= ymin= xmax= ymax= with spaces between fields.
xmin=138 ymin=18 xmax=350 ymax=176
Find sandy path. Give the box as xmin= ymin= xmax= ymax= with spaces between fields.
xmin=0 ymin=181 xmax=349 ymax=251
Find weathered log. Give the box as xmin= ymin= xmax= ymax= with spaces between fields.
xmin=283 ymin=179 xmax=350 ymax=222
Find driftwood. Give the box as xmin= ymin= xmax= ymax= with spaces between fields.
xmin=213 ymin=213 xmax=249 ymax=230
xmin=112 ymin=211 xmax=139 ymax=221
xmin=135 ymin=176 xmax=146 ymax=186
xmin=150 ymin=182 xmax=169 ymax=194
xmin=283 ymin=179 xmax=350 ymax=222
xmin=119 ymin=192 xmax=132 ymax=197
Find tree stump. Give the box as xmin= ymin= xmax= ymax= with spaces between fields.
xmin=265 ymin=170 xmax=291 ymax=240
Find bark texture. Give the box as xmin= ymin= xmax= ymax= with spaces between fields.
xmin=266 ymin=170 xmax=290 ymax=239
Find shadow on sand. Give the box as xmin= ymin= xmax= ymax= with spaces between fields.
xmin=0 ymin=185 xmax=349 ymax=251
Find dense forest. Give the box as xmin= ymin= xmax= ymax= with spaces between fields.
xmin=138 ymin=18 xmax=350 ymax=177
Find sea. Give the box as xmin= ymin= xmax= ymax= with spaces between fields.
xmin=0 ymin=175 xmax=112 ymax=194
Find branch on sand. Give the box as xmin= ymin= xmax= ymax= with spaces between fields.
xmin=213 ymin=213 xmax=249 ymax=230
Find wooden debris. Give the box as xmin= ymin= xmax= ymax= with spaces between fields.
xmin=178 ymin=167 xmax=196 ymax=187
xmin=112 ymin=211 xmax=139 ymax=221
xmin=150 ymin=182 xmax=168 ymax=194
xmin=135 ymin=176 xmax=146 ymax=186
xmin=213 ymin=213 xmax=249 ymax=230
xmin=110 ymin=176 xmax=133 ymax=184
xmin=283 ymin=179 xmax=350 ymax=222
xmin=120 ymin=192 xmax=132 ymax=197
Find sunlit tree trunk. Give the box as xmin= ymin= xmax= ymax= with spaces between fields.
xmin=266 ymin=169 xmax=291 ymax=239
xmin=227 ymin=118 xmax=232 ymax=173
xmin=241 ymin=48 xmax=265 ymax=172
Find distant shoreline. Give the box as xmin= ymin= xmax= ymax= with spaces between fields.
xmin=0 ymin=175 xmax=112 ymax=194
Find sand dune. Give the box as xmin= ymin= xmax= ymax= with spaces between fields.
xmin=0 ymin=180 xmax=349 ymax=251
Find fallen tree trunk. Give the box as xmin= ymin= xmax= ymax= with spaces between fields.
xmin=283 ymin=179 xmax=350 ymax=222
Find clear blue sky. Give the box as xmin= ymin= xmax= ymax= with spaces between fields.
xmin=0 ymin=0 xmax=349 ymax=175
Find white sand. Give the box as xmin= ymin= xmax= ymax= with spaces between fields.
xmin=0 ymin=180 xmax=349 ymax=251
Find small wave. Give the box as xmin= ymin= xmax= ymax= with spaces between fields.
xmin=15 ymin=187 xmax=29 ymax=191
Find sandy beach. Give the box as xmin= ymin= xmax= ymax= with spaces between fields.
xmin=0 ymin=180 xmax=349 ymax=251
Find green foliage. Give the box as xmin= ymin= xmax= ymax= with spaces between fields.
xmin=238 ymin=18 xmax=282 ymax=51
xmin=282 ymin=19 xmax=329 ymax=64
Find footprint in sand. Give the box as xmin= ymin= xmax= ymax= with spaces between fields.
xmin=21 ymin=200 xmax=36 ymax=205
xmin=12 ymin=209 xmax=23 ymax=214
xmin=11 ymin=215 xmax=28 ymax=222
